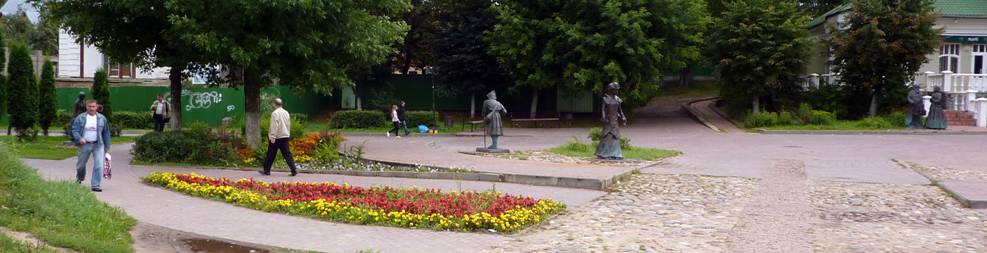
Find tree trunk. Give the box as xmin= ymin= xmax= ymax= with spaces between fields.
xmin=244 ymin=73 xmax=262 ymax=147
xmin=869 ymin=93 xmax=879 ymax=117
xmin=680 ymin=66 xmax=693 ymax=87
xmin=469 ymin=93 xmax=476 ymax=119
xmin=752 ymin=95 xmax=760 ymax=114
xmin=529 ymin=88 xmax=539 ymax=119
xmin=168 ymin=66 xmax=184 ymax=130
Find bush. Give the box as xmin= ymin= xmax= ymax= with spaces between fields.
xmin=92 ymin=70 xmax=112 ymax=121
xmin=797 ymin=103 xmax=813 ymax=124
xmin=38 ymin=60 xmax=57 ymax=135
xmin=807 ymin=110 xmax=836 ymax=125
xmin=743 ymin=111 xmax=779 ymax=128
xmin=856 ymin=116 xmax=893 ymax=129
xmin=883 ymin=111 xmax=906 ymax=127
xmin=777 ymin=111 xmax=800 ymax=126
xmin=328 ymin=110 xmax=386 ymax=128
xmin=113 ymin=111 xmax=153 ymax=129
xmin=133 ymin=125 xmax=240 ymax=166
xmin=405 ymin=111 xmax=437 ymax=127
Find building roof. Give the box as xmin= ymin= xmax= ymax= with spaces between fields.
xmin=808 ymin=0 xmax=987 ymax=29
xmin=935 ymin=0 xmax=987 ymax=18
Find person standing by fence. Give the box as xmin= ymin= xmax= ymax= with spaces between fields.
xmin=149 ymin=95 xmax=170 ymax=132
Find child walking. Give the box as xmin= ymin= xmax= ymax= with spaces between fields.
xmin=386 ymin=104 xmax=401 ymax=138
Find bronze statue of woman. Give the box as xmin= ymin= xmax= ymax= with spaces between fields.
xmin=595 ymin=82 xmax=627 ymax=160
xmin=925 ymin=86 xmax=947 ymax=129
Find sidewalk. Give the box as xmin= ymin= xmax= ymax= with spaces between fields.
xmin=24 ymin=143 xmax=603 ymax=253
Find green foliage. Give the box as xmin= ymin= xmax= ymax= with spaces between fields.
xmin=808 ymin=110 xmax=837 ymax=125
xmin=405 ymin=111 xmax=437 ymax=127
xmin=797 ymin=103 xmax=814 ymax=123
xmin=38 ymin=60 xmax=57 ymax=135
xmin=0 ymin=28 xmax=6 ymax=117
xmin=587 ymin=127 xmax=630 ymax=149
xmin=799 ymin=0 xmax=847 ymax=17
xmin=777 ymin=111 xmax=801 ymax=126
xmin=548 ymin=138 xmax=680 ymax=161
xmin=855 ymin=116 xmax=894 ymax=129
xmin=707 ymin=0 xmax=811 ymax=113
xmin=0 ymin=144 xmax=136 ymax=253
xmin=488 ymin=0 xmax=709 ymax=98
xmin=133 ymin=127 xmax=240 ymax=166
xmin=328 ymin=110 xmax=387 ymax=129
xmin=2 ymin=11 xmax=57 ymax=54
xmin=91 ymin=70 xmax=112 ymax=121
xmin=832 ymin=0 xmax=940 ymax=117
xmin=113 ymin=111 xmax=153 ymax=129
xmin=428 ymin=0 xmax=506 ymax=96
xmin=744 ymin=112 xmax=780 ymax=128
xmin=6 ymin=43 xmax=38 ymax=140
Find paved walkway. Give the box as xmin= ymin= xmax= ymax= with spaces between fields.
xmin=24 ymin=145 xmax=603 ymax=253
xmin=21 ymin=93 xmax=987 ymax=252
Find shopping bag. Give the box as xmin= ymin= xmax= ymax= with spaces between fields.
xmin=103 ymin=153 xmax=112 ymax=179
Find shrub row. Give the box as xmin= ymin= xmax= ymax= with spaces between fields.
xmin=328 ymin=110 xmax=438 ymax=129
xmin=133 ymin=123 xmax=240 ymax=166
xmin=56 ymin=110 xmax=154 ymax=130
xmin=744 ymin=103 xmax=837 ymax=128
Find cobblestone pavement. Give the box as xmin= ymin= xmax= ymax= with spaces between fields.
xmin=488 ymin=173 xmax=987 ymax=253
xmin=901 ymin=161 xmax=987 ymax=182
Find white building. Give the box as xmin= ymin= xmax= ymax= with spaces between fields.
xmin=57 ymin=29 xmax=170 ymax=79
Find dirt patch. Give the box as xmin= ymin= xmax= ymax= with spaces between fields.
xmin=132 ymin=222 xmax=289 ymax=253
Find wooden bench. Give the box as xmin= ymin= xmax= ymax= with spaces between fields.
xmin=463 ymin=119 xmax=485 ymax=132
xmin=510 ymin=117 xmax=561 ymax=128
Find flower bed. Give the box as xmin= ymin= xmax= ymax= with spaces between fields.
xmin=144 ymin=172 xmax=564 ymax=233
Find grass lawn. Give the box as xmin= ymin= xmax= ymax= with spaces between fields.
xmin=0 ymin=146 xmax=136 ymax=253
xmin=756 ymin=121 xmax=905 ymax=131
xmin=1 ymin=136 xmax=139 ymax=160
xmin=0 ymin=233 xmax=58 ymax=253
xmin=548 ymin=141 xmax=681 ymax=161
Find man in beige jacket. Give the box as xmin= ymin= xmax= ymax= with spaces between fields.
xmin=260 ymin=98 xmax=298 ymax=176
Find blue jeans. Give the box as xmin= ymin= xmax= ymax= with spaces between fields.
xmin=76 ymin=142 xmax=105 ymax=189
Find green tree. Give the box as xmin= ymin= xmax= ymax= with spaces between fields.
xmin=169 ymin=0 xmax=410 ymax=146
xmin=831 ymin=0 xmax=939 ymax=117
xmin=0 ymin=28 xmax=7 ymax=119
xmin=39 ymin=0 xmax=207 ymax=130
xmin=91 ymin=70 xmax=111 ymax=121
xmin=393 ymin=0 xmax=436 ymax=75
xmin=428 ymin=0 xmax=507 ymax=118
xmin=488 ymin=0 xmax=709 ymax=117
xmin=6 ymin=43 xmax=38 ymax=140
xmin=707 ymin=0 xmax=811 ymax=114
xmin=799 ymin=0 xmax=846 ymax=17
xmin=38 ymin=59 xmax=56 ymax=136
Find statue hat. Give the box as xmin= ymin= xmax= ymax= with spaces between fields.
xmin=487 ymin=90 xmax=497 ymax=99
xmin=607 ymin=82 xmax=620 ymax=90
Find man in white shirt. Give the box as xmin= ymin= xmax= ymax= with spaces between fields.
xmin=70 ymin=100 xmax=112 ymax=192
xmin=149 ymin=95 xmax=170 ymax=132
xmin=260 ymin=98 xmax=298 ymax=176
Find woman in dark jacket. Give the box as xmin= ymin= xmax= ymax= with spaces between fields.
xmin=925 ymin=86 xmax=947 ymax=129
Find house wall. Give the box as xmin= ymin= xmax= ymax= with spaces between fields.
xmin=57 ymin=29 xmax=170 ymax=79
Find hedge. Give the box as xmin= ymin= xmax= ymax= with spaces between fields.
xmin=328 ymin=110 xmax=386 ymax=128
xmin=405 ymin=111 xmax=437 ymax=127
xmin=133 ymin=123 xmax=240 ymax=166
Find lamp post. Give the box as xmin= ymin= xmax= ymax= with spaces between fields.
xmin=425 ymin=66 xmax=436 ymax=126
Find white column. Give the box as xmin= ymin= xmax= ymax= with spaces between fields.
xmin=923 ymin=95 xmax=932 ymax=117
xmin=978 ymin=98 xmax=987 ymax=128
xmin=942 ymin=71 xmax=954 ymax=92
xmin=968 ymin=89 xmax=979 ymax=112
xmin=810 ymin=73 xmax=820 ymax=89
xmin=924 ymin=71 xmax=934 ymax=91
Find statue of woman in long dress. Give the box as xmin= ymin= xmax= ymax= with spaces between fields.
xmin=482 ymin=90 xmax=507 ymax=150
xmin=925 ymin=86 xmax=947 ymax=129
xmin=595 ymin=82 xmax=627 ymax=160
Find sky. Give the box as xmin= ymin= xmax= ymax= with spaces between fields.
xmin=1 ymin=0 xmax=40 ymax=23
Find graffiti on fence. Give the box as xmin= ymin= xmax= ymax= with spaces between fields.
xmin=184 ymin=91 xmax=224 ymax=111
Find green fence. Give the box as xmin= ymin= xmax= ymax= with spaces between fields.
xmin=55 ymin=85 xmax=338 ymax=126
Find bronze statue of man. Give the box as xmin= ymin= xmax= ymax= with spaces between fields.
xmin=479 ymin=90 xmax=508 ymax=152
xmin=906 ymin=84 xmax=925 ymax=128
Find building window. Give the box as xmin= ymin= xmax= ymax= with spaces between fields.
xmin=974 ymin=44 xmax=986 ymax=75
xmin=939 ymin=43 xmax=960 ymax=73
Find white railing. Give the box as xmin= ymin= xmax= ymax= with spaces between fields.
xmin=800 ymin=71 xmax=987 ymax=128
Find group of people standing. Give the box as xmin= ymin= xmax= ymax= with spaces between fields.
xmin=387 ymin=101 xmax=410 ymax=137
xmin=907 ymin=84 xmax=948 ymax=130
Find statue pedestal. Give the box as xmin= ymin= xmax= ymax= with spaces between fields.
xmin=475 ymin=147 xmax=510 ymax=153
